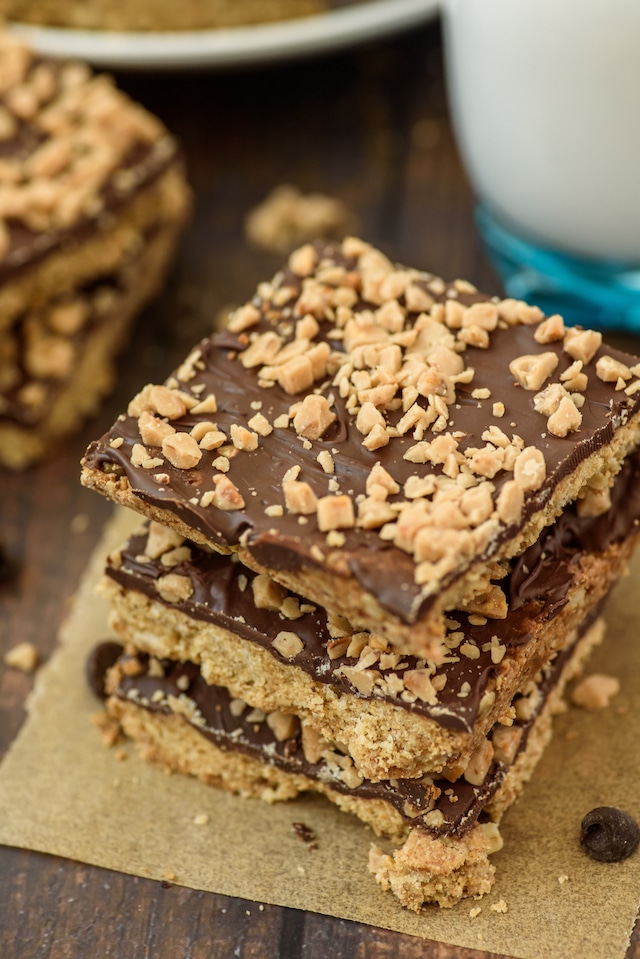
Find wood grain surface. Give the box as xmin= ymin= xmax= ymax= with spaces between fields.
xmin=0 ymin=21 xmax=638 ymax=959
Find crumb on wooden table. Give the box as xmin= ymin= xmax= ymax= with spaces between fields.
xmin=4 ymin=641 xmax=38 ymax=673
xmin=244 ymin=184 xmax=355 ymax=254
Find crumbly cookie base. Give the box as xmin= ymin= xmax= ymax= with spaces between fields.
xmin=103 ymin=617 xmax=603 ymax=909
xmin=81 ymin=411 xmax=640 ymax=659
xmin=368 ymin=826 xmax=498 ymax=911
xmin=106 ymin=695 xmax=500 ymax=907
xmin=101 ymin=531 xmax=626 ymax=781
xmin=4 ymin=0 xmax=327 ymax=31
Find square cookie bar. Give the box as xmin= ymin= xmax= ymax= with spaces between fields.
xmin=96 ymin=613 xmax=604 ymax=910
xmin=0 ymin=33 xmax=191 ymax=468
xmin=82 ymin=238 xmax=640 ymax=659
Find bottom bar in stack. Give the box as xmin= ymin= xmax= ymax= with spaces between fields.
xmin=95 ymin=615 xmax=603 ymax=910
xmin=86 ymin=485 xmax=635 ymax=909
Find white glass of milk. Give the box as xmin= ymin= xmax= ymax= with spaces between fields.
xmin=442 ymin=0 xmax=640 ymax=330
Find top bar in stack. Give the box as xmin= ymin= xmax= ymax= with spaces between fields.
xmin=81 ymin=237 xmax=640 ymax=660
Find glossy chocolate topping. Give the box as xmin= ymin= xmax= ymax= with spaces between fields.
xmin=110 ymin=635 xmax=581 ymax=838
xmin=105 ymin=447 xmax=640 ymax=734
xmin=83 ymin=240 xmax=640 ymax=626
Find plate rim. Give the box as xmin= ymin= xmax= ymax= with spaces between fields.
xmin=7 ymin=0 xmax=440 ymax=69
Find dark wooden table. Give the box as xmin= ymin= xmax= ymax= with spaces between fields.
xmin=1 ymin=20 xmax=638 ymax=959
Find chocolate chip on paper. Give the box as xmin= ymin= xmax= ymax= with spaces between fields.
xmin=580 ymin=806 xmax=640 ymax=863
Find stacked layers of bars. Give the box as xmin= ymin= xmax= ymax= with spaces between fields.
xmin=0 ymin=34 xmax=191 ymax=469
xmin=82 ymin=237 xmax=640 ymax=909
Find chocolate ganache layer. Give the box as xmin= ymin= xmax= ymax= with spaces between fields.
xmin=106 ymin=628 xmax=586 ymax=839
xmin=83 ymin=239 xmax=640 ymax=627
xmin=105 ymin=448 xmax=640 ymax=734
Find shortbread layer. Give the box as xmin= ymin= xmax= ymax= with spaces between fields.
xmin=82 ymin=238 xmax=640 ymax=657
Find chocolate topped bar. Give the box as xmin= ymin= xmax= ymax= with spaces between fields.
xmin=0 ymin=35 xmax=178 ymax=302
xmin=82 ymin=238 xmax=640 ymax=655
xmin=107 ymin=626 xmax=580 ymax=841
xmin=0 ymin=33 xmax=191 ymax=468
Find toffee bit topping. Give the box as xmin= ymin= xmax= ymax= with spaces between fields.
xmin=155 ymin=573 xmax=193 ymax=603
xmin=509 ymin=352 xmax=559 ymax=391
xmin=272 ymin=630 xmax=304 ymax=658
xmin=230 ymin=424 xmax=259 ymax=451
xmin=212 ymin=475 xmax=245 ymax=511
xmin=317 ymin=494 xmax=355 ymax=532
xmin=128 ymin=384 xmax=187 ymax=420
xmin=292 ymin=394 xmax=336 ymax=439
xmin=546 ymin=395 xmax=582 ymax=437
xmin=534 ymin=314 xmax=565 ymax=344
xmin=138 ymin=411 xmax=175 ymax=447
xmin=595 ymin=355 xmax=632 ymax=384
xmin=145 ymin=522 xmax=184 ymax=559
xmin=191 ymin=394 xmax=218 ymax=415
xmin=564 ymin=328 xmax=602 ymax=365
xmin=513 ymin=447 xmax=546 ymax=492
xmin=227 ymin=303 xmax=260 ymax=334
xmin=283 ymin=480 xmax=318 ymax=515
xmin=162 ymin=432 xmax=202 ymax=470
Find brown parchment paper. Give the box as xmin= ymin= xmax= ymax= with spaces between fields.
xmin=1 ymin=507 xmax=639 ymax=959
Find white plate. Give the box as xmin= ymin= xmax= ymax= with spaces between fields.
xmin=7 ymin=0 xmax=440 ymax=70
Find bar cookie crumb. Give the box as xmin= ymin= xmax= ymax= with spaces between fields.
xmin=4 ymin=641 xmax=38 ymax=672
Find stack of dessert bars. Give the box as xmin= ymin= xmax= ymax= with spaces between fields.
xmin=82 ymin=237 xmax=640 ymax=909
xmin=0 ymin=33 xmax=190 ymax=468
